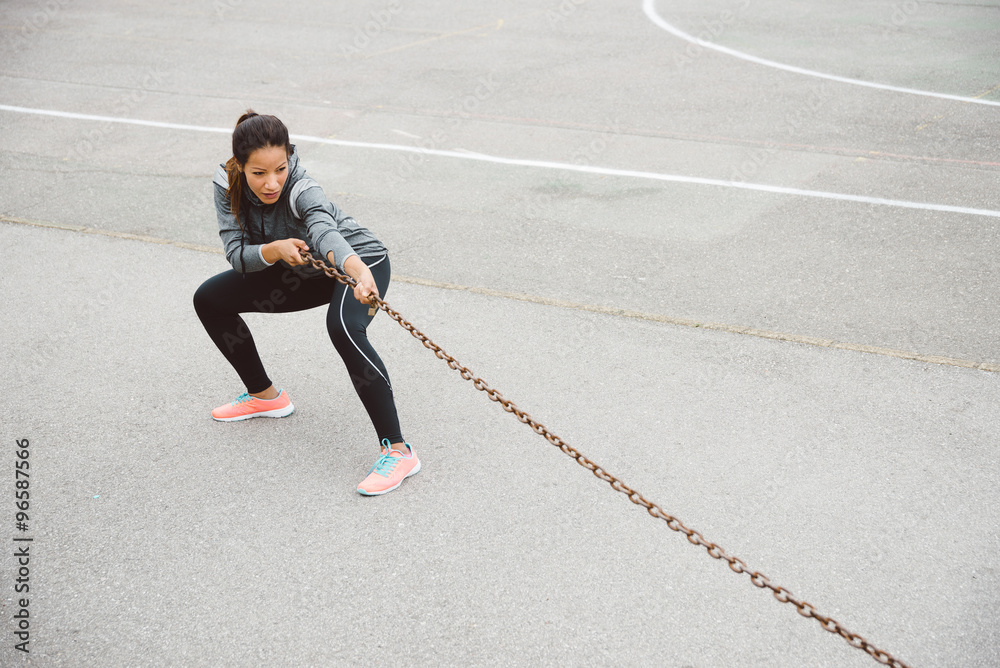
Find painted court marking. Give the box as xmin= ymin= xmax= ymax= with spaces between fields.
xmin=643 ymin=0 xmax=1000 ymax=107
xmin=3 ymin=214 xmax=998 ymax=374
xmin=2 ymin=103 xmax=1000 ymax=219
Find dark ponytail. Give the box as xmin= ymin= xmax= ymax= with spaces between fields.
xmin=224 ymin=109 xmax=292 ymax=231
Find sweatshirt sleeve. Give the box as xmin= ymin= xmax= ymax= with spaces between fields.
xmin=290 ymin=179 xmax=359 ymax=273
xmin=214 ymin=171 xmax=270 ymax=273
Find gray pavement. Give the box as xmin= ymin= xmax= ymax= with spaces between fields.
xmin=2 ymin=1 xmax=999 ymax=666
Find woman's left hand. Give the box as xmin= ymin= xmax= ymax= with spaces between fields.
xmin=342 ymin=254 xmax=380 ymax=305
xmin=353 ymin=271 xmax=379 ymax=306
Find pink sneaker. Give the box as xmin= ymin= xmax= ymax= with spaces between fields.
xmin=211 ymin=389 xmax=295 ymax=422
xmin=357 ymin=440 xmax=421 ymax=496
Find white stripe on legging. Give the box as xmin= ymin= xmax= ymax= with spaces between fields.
xmin=339 ymin=254 xmax=391 ymax=391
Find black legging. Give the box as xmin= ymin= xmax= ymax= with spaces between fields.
xmin=192 ymin=254 xmax=403 ymax=445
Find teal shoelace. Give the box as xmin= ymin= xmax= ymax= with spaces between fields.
xmin=372 ymin=453 xmax=400 ymax=478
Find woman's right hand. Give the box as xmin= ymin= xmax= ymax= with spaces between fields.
xmin=262 ymin=238 xmax=310 ymax=266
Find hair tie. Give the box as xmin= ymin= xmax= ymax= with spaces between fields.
xmin=236 ymin=110 xmax=259 ymax=127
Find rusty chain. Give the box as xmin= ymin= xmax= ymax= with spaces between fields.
xmin=302 ymin=250 xmax=912 ymax=668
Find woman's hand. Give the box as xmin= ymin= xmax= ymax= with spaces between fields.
xmin=342 ymin=254 xmax=380 ymax=306
xmin=263 ymin=238 xmax=310 ymax=266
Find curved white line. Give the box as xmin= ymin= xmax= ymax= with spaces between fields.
xmin=642 ymin=0 xmax=1000 ymax=107
xmin=2 ymin=103 xmax=999 ymax=218
xmin=339 ymin=276 xmax=392 ymax=392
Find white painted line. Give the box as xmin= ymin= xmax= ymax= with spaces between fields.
xmin=3 ymin=103 xmax=999 ymax=218
xmin=0 ymin=105 xmax=235 ymax=134
xmin=642 ymin=0 xmax=1000 ymax=107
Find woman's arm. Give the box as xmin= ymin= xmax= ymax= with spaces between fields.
xmin=293 ymin=181 xmax=360 ymax=273
xmin=214 ymin=181 xmax=272 ymax=273
xmin=332 ymin=252 xmax=379 ymax=305
xmin=262 ymin=239 xmax=311 ymax=265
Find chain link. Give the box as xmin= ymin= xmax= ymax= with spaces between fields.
xmin=303 ymin=250 xmax=912 ymax=668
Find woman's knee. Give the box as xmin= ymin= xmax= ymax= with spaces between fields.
xmin=192 ymin=280 xmax=218 ymax=317
xmin=326 ymin=316 xmax=361 ymax=353
xmin=192 ymin=281 xmax=210 ymax=315
xmin=193 ymin=275 xmax=236 ymax=319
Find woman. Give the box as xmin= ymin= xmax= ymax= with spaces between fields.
xmin=193 ymin=110 xmax=419 ymax=496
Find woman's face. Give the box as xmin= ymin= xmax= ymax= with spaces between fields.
xmin=243 ymin=145 xmax=288 ymax=204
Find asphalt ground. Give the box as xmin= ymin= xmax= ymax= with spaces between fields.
xmin=1 ymin=1 xmax=998 ymax=666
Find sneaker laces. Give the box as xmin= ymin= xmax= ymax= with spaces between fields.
xmin=372 ymin=452 xmax=401 ymax=478
xmin=232 ymin=392 xmax=254 ymax=405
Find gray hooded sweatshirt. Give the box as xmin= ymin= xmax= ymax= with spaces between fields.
xmin=212 ymin=145 xmax=386 ymax=274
